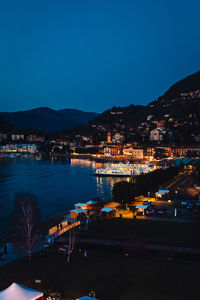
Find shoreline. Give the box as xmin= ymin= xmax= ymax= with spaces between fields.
xmin=50 ymin=153 xmax=149 ymax=164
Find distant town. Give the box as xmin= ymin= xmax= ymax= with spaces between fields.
xmin=2 ymin=80 xmax=200 ymax=162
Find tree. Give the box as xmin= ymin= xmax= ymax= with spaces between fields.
xmin=112 ymin=181 xmax=135 ymax=205
xmin=112 ymin=166 xmax=179 ymax=204
xmin=12 ymin=192 xmax=40 ymax=261
xmin=67 ymin=227 xmax=76 ymax=263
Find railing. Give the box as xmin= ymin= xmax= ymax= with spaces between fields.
xmin=48 ymin=220 xmax=81 ymax=241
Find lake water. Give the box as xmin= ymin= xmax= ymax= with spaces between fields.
xmin=0 ymin=157 xmax=126 ymax=230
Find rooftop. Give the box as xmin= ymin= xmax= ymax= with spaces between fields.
xmin=70 ymin=209 xmax=86 ymax=214
xmin=136 ymin=204 xmax=150 ymax=209
xmin=74 ymin=203 xmax=86 ymax=207
xmin=86 ymin=200 xmax=96 ymax=205
xmin=101 ymin=207 xmax=116 ymax=213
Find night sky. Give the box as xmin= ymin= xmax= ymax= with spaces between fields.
xmin=0 ymin=0 xmax=200 ymax=113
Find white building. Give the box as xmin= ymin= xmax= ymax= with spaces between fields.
xmin=123 ymin=147 xmax=144 ymax=159
xmin=147 ymin=115 xmax=154 ymax=121
xmin=112 ymin=133 xmax=124 ymax=143
xmin=150 ymin=129 xmax=165 ymax=142
xmin=11 ymin=134 xmax=24 ymax=141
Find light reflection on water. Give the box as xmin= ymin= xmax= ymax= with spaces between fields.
xmin=0 ymin=157 xmax=128 ymax=230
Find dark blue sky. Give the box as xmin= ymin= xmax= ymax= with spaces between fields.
xmin=0 ymin=0 xmax=200 ymax=113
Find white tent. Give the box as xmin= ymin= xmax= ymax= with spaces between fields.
xmin=0 ymin=283 xmax=43 ymax=300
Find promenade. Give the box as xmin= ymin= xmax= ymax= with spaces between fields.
xmin=69 ymin=237 xmax=200 ymax=255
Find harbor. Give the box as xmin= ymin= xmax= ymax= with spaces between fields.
xmin=0 ymin=157 xmax=126 ymax=231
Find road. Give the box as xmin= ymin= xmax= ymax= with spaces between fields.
xmin=59 ymin=237 xmax=200 ymax=255
xmin=167 ymin=171 xmax=195 ymax=191
xmin=136 ymin=215 xmax=195 ymax=223
xmin=134 ymin=196 xmax=169 ymax=208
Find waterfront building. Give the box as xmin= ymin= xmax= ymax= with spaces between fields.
xmin=104 ymin=202 xmax=119 ymax=209
xmin=104 ymin=146 xmax=122 ymax=156
xmin=0 ymin=143 xmax=38 ymax=153
xmin=74 ymin=203 xmax=88 ymax=210
xmin=27 ymin=135 xmax=45 ymax=142
xmin=70 ymin=208 xmax=86 ymax=219
xmin=11 ymin=134 xmax=24 ymax=141
xmin=86 ymin=200 xmax=96 ymax=209
xmin=101 ymin=207 xmax=116 ymax=218
xmin=123 ymin=147 xmax=134 ymax=156
xmin=146 ymin=147 xmax=156 ymax=160
xmin=123 ymin=147 xmax=144 ymax=159
xmin=132 ymin=148 xmax=144 ymax=159
xmin=171 ymin=146 xmax=200 ymax=158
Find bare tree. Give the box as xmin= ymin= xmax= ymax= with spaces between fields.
xmin=67 ymin=227 xmax=76 ymax=263
xmin=12 ymin=192 xmax=40 ymax=261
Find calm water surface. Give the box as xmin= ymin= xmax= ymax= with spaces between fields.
xmin=0 ymin=157 xmax=126 ymax=230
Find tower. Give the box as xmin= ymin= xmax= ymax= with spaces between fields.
xmin=107 ymin=131 xmax=112 ymax=143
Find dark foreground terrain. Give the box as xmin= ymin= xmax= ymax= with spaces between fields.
xmin=1 ymin=218 xmax=200 ymax=300
xmin=0 ymin=247 xmax=200 ymax=300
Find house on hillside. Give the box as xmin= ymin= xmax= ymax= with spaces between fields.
xmin=150 ymin=128 xmax=165 ymax=142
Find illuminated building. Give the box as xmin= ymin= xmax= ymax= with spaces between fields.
xmin=107 ymin=131 xmax=112 ymax=143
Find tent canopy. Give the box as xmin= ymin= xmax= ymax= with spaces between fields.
xmin=74 ymin=203 xmax=86 ymax=207
xmin=136 ymin=204 xmax=149 ymax=209
xmin=86 ymin=201 xmax=95 ymax=205
xmin=0 ymin=283 xmax=43 ymax=300
xmin=101 ymin=207 xmax=115 ymax=213
xmin=156 ymin=189 xmax=169 ymax=195
xmin=70 ymin=209 xmax=86 ymax=214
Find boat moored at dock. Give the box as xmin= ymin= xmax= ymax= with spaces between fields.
xmin=95 ymin=163 xmax=156 ymax=177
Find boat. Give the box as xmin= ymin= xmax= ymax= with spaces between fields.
xmin=95 ymin=163 xmax=155 ymax=177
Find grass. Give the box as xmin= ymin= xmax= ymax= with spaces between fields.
xmin=80 ymin=218 xmax=200 ymax=247
xmin=0 ymin=247 xmax=200 ymax=300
